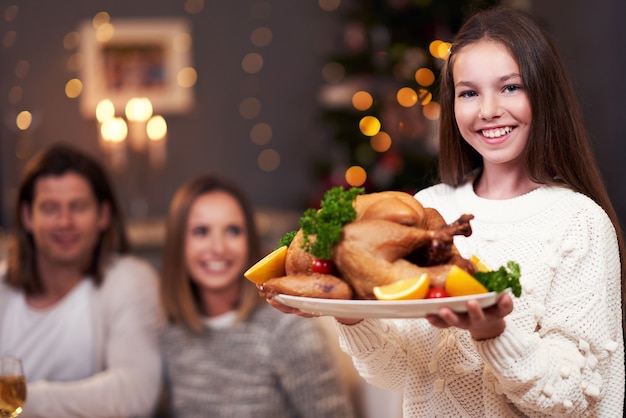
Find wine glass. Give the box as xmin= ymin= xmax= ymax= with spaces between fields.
xmin=0 ymin=356 xmax=26 ymax=418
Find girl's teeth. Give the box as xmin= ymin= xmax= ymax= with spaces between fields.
xmin=482 ymin=126 xmax=512 ymax=138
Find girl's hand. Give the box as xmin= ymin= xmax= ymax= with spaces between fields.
xmin=262 ymin=287 xmax=363 ymax=324
xmin=426 ymin=292 xmax=514 ymax=340
xmin=264 ymin=292 xmax=317 ymax=318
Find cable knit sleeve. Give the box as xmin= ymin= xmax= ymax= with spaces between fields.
xmin=22 ymin=256 xmax=166 ymax=418
xmin=335 ymin=318 xmax=415 ymax=393
xmin=474 ymin=200 xmax=624 ymax=416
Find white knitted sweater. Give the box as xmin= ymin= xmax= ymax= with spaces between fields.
xmin=336 ymin=181 xmax=624 ymax=417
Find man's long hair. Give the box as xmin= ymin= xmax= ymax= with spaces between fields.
xmin=6 ymin=143 xmax=130 ymax=294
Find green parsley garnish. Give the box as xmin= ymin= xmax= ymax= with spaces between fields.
xmin=474 ymin=261 xmax=522 ymax=297
xmin=299 ymin=186 xmax=364 ymax=260
xmin=278 ymin=230 xmax=297 ymax=248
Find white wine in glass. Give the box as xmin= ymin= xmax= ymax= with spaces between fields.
xmin=0 ymin=356 xmax=26 ymax=418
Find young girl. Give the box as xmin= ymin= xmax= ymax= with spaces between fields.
xmin=158 ymin=174 xmax=355 ymax=417
xmin=271 ymin=6 xmax=624 ymax=417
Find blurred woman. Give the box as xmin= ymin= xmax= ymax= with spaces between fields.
xmin=158 ymin=174 xmax=355 ymax=417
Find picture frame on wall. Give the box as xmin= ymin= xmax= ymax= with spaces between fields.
xmin=79 ymin=18 xmax=194 ymax=118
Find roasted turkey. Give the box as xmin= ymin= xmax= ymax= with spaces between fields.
xmin=261 ymin=190 xmax=476 ymax=300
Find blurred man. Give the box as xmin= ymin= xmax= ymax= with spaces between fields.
xmin=0 ymin=143 xmax=164 ymax=417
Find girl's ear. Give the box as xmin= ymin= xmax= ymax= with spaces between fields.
xmin=98 ymin=202 xmax=112 ymax=231
xmin=21 ymin=202 xmax=33 ymax=232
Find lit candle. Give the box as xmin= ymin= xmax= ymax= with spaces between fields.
xmin=146 ymin=115 xmax=167 ymax=169
xmin=101 ymin=116 xmax=128 ymax=170
xmin=125 ymin=97 xmax=153 ymax=152
xmin=95 ymin=99 xmax=115 ymax=150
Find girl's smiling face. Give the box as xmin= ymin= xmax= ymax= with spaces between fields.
xmin=452 ymin=39 xmax=532 ymax=171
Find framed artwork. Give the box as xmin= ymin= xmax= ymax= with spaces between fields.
xmin=79 ymin=18 xmax=194 ymax=118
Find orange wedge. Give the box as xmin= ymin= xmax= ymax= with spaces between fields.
xmin=471 ymin=255 xmax=491 ymax=273
xmin=244 ymin=246 xmax=288 ymax=284
xmin=373 ymin=273 xmax=430 ymax=301
xmin=444 ymin=265 xmax=488 ymax=297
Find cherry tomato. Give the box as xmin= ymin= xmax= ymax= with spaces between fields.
xmin=312 ymin=259 xmax=335 ymax=274
xmin=425 ymin=287 xmax=449 ymax=299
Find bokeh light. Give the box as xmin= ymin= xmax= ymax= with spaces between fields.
xmin=250 ymin=122 xmax=272 ymax=145
xmin=95 ymin=23 xmax=114 ymax=42
xmin=251 ymin=27 xmax=273 ymax=47
xmin=65 ymin=78 xmax=83 ymax=98
xmin=418 ymin=88 xmax=432 ymax=105
xmin=96 ymin=99 xmax=115 ymax=122
xmin=63 ymin=32 xmax=81 ymax=50
xmin=397 ymin=87 xmax=417 ymax=107
xmin=16 ymin=111 xmax=32 ymax=130
xmin=415 ymin=67 xmax=435 ymax=86
xmin=359 ymin=115 xmax=381 ymax=136
xmin=429 ymin=40 xmax=451 ymax=59
xmin=258 ymin=149 xmax=280 ymax=172
xmin=438 ymin=42 xmax=451 ymax=59
xmin=345 ymin=165 xmax=367 ymax=187
xmin=125 ymin=97 xmax=153 ymax=122
xmin=242 ymin=52 xmax=264 ymax=74
xmin=370 ymin=131 xmax=392 ymax=152
xmin=4 ymin=5 xmax=19 ymax=22
xmin=147 ymin=115 xmax=167 ymax=140
xmin=101 ymin=117 xmax=128 ymax=142
xmin=92 ymin=12 xmax=110 ymax=28
xmin=352 ymin=90 xmax=373 ymax=111
xmin=177 ymin=67 xmax=197 ymax=88
xmin=429 ymin=40 xmax=442 ymax=58
xmin=423 ymin=102 xmax=441 ymax=120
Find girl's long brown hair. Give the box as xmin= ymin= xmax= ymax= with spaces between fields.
xmin=437 ymin=7 xmax=625 ymax=320
xmin=160 ymin=174 xmax=263 ymax=332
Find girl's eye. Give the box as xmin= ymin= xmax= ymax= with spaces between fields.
xmin=503 ymin=84 xmax=522 ymax=93
xmin=458 ymin=90 xmax=477 ymax=98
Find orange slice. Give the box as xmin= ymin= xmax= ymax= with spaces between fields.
xmin=244 ymin=246 xmax=288 ymax=284
xmin=471 ymin=255 xmax=491 ymax=273
xmin=373 ymin=273 xmax=430 ymax=301
xmin=444 ymin=265 xmax=488 ymax=297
